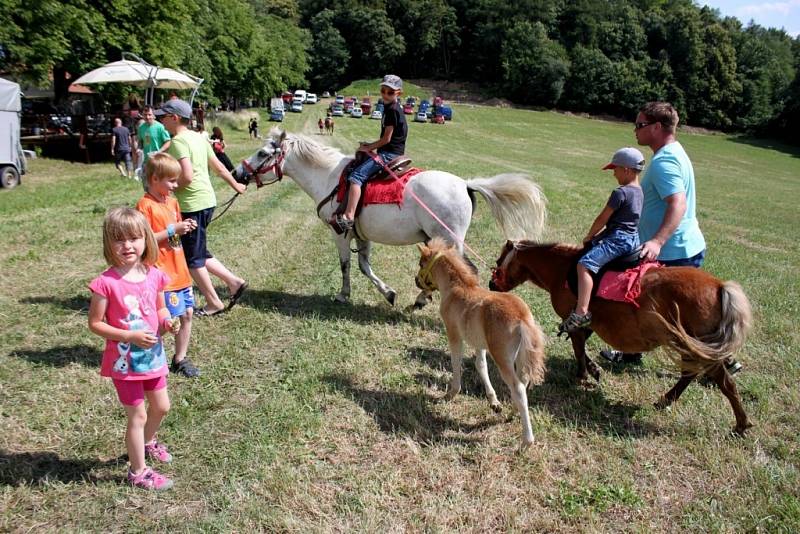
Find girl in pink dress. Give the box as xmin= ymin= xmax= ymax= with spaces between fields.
xmin=88 ymin=207 xmax=180 ymax=490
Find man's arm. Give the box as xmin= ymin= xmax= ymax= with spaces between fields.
xmin=159 ymin=139 xmax=172 ymax=153
xmin=208 ymin=154 xmax=246 ymax=194
xmin=640 ymin=192 xmax=686 ymax=261
xmin=177 ymin=157 xmax=193 ymax=187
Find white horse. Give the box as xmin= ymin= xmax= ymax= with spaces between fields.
xmin=234 ymin=128 xmax=547 ymax=308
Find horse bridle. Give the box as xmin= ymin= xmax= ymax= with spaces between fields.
xmin=240 ymin=140 xmax=285 ymax=188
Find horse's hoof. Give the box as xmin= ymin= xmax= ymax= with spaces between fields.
xmin=517 ymin=440 xmax=534 ymax=454
xmin=333 ymin=294 xmax=349 ymax=304
xmin=654 ymin=397 xmax=670 ymax=410
xmin=490 ymin=402 xmax=502 ymax=414
xmin=385 ymin=290 xmax=397 ymax=307
xmin=733 ymin=421 xmax=754 ymax=437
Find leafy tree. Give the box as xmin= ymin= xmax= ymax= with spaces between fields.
xmin=501 ymin=21 xmax=570 ymax=106
xmin=308 ymin=9 xmax=349 ymax=92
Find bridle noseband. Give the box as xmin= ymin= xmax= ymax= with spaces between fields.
xmin=417 ymin=251 xmax=444 ymax=291
xmin=240 ymin=140 xmax=285 ymax=188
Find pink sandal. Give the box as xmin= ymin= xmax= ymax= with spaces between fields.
xmin=127 ymin=467 xmax=173 ymax=490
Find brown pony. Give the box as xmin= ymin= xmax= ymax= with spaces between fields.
xmin=324 ymin=116 xmax=334 ymax=135
xmin=417 ymin=238 xmax=546 ymax=450
xmin=489 ymin=241 xmax=753 ymax=435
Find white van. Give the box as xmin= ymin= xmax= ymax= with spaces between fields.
xmin=293 ymin=90 xmax=307 ymax=103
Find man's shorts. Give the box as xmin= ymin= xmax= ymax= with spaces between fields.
xmin=579 ymin=231 xmax=640 ymax=274
xmin=113 ymin=376 xmax=167 ymax=406
xmin=115 ymin=151 xmax=132 ymax=170
xmin=165 ymin=286 xmax=195 ymax=317
xmin=180 ymin=207 xmax=215 ymax=268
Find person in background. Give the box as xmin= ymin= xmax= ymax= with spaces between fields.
xmin=111 ymin=118 xmax=134 ymax=179
xmin=209 ymin=126 xmax=234 ymax=172
xmin=88 ymin=207 xmax=179 ymax=491
xmin=137 ymin=106 xmax=172 ymax=186
xmin=157 ymin=99 xmax=247 ymax=317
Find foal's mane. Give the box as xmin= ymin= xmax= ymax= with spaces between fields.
xmin=427 ymin=238 xmax=480 ymax=287
xmin=282 ymin=132 xmax=346 ymax=169
xmin=514 ymin=240 xmax=583 ymax=258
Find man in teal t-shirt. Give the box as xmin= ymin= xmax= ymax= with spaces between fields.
xmin=138 ymin=106 xmax=172 ymax=163
xmin=157 ymin=99 xmax=248 ymax=319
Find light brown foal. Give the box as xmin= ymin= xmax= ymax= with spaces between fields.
xmin=416 ymin=238 xmax=546 ymax=450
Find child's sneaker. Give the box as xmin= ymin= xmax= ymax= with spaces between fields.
xmin=127 ymin=467 xmax=173 ymax=491
xmin=145 ymin=439 xmax=173 ymax=463
xmin=560 ymin=311 xmax=592 ymax=333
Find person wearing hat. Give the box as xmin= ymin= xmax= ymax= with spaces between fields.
xmin=560 ymin=147 xmax=644 ymax=334
xmin=156 ymin=99 xmax=248 ymax=318
xmin=329 ymin=74 xmax=408 ymax=233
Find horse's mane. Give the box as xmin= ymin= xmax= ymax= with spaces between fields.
xmin=281 ymin=131 xmax=346 ymax=169
xmin=427 ymin=237 xmax=480 ymax=287
xmin=515 ymin=240 xmax=583 ymax=258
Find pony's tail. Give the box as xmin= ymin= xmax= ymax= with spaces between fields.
xmin=465 ymin=174 xmax=547 ymax=240
xmin=657 ymin=281 xmax=752 ymax=373
xmin=515 ymin=318 xmax=547 ymax=387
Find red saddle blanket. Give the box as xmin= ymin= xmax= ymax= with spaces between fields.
xmin=336 ymin=168 xmax=423 ymax=207
xmin=595 ymin=262 xmax=662 ymax=308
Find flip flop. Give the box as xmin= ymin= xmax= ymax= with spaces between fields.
xmin=195 ymin=307 xmax=225 ymax=318
xmin=227 ymin=281 xmax=248 ymax=310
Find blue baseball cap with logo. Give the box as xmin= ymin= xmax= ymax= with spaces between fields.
xmin=602 ymin=147 xmax=645 ymax=171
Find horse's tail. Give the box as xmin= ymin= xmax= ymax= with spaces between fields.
xmin=515 ymin=318 xmax=547 ymax=387
xmin=657 ymin=281 xmax=752 ymax=372
xmin=465 ymin=174 xmax=547 ymax=240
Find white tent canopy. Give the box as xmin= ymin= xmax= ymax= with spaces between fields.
xmin=72 ymin=54 xmax=203 ymax=104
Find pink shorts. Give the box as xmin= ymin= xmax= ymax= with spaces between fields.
xmin=113 ymin=376 xmax=167 ymax=406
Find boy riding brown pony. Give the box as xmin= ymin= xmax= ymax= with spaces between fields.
xmin=490 ymin=241 xmax=753 ymax=435
xmin=417 ymin=238 xmax=546 ymax=450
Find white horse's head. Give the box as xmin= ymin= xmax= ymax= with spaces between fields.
xmin=233 ymin=127 xmax=286 ymax=187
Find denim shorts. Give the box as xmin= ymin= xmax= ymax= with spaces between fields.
xmin=165 ymin=286 xmax=195 ymax=317
xmin=579 ymin=231 xmax=640 ymax=274
xmin=180 ymin=207 xmax=215 ymax=268
xmin=347 ymin=151 xmax=400 ymax=186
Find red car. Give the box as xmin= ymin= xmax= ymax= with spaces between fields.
xmin=403 ymin=103 xmax=414 ymax=114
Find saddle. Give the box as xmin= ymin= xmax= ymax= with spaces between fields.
xmin=334 ymin=152 xmax=415 ymax=219
xmin=566 ymin=245 xmax=643 ymax=298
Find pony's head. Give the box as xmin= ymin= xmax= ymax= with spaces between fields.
xmin=490 ymin=240 xmax=526 ymax=292
xmin=416 ymin=238 xmax=479 ymax=291
xmin=233 ymin=128 xmax=286 ymax=187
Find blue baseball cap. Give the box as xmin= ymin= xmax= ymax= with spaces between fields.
xmin=603 ymin=147 xmax=645 ymax=171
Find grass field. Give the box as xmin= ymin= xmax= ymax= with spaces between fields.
xmin=1 ymin=101 xmax=799 ymax=532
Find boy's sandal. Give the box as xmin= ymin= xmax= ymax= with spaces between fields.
xmin=171 ymin=357 xmax=201 ymax=378
xmin=328 ymin=214 xmax=354 ymax=235
xmin=559 ymin=311 xmax=592 ymax=334
xmin=195 ymin=307 xmax=224 ymax=318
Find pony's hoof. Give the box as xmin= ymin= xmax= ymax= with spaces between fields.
xmin=333 ymin=294 xmax=349 ymax=304
xmin=385 ymin=290 xmax=397 ymax=307
xmin=490 ymin=402 xmax=502 ymax=414
xmin=654 ymin=397 xmax=670 ymax=411
xmin=733 ymin=421 xmax=754 ymax=437
xmin=517 ymin=440 xmax=534 ymax=454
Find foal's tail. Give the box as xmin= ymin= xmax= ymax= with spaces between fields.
xmin=659 ymin=281 xmax=752 ymax=372
xmin=515 ymin=318 xmax=547 ymax=387
xmin=466 ymin=174 xmax=547 ymax=240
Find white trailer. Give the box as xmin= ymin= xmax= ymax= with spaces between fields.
xmin=0 ymin=78 xmax=25 ymax=188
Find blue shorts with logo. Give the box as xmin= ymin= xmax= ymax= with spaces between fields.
xmin=165 ymin=286 xmax=195 ymax=317
xmin=579 ymin=231 xmax=640 ymax=274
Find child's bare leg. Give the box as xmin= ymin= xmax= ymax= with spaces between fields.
xmin=189 ymin=266 xmax=225 ymax=312
xmin=343 ymin=183 xmax=361 ymax=220
xmin=124 ymin=403 xmax=148 ymax=473
xmin=575 ymin=264 xmax=593 ymax=316
xmin=143 ymin=388 xmax=170 ymax=444
xmin=174 ymin=310 xmax=193 ymax=362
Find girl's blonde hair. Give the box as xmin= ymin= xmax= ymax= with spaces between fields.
xmin=102 ymin=207 xmax=159 ymax=267
xmin=144 ymin=152 xmax=181 ymax=185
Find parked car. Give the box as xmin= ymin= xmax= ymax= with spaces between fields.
xmin=331 ymin=105 xmax=344 ymax=117
xmin=322 ymin=91 xmax=331 ymax=98
xmin=270 ymin=109 xmax=285 ymax=121
xmin=405 ymin=96 xmax=416 ymax=108
xmin=360 ymin=97 xmax=371 ymax=114
xmin=402 ymin=103 xmax=414 ymax=114
xmin=414 ymin=111 xmax=427 ymax=123
xmin=291 ymin=100 xmax=303 ymax=112
xmin=305 ymin=93 xmax=318 ymax=104
xmin=281 ymin=91 xmax=294 ymax=105
xmin=335 ymin=95 xmax=345 ymax=105
xmin=370 ymin=109 xmax=383 ymax=120
xmin=375 ymin=101 xmax=384 ymax=113
xmin=294 ymin=89 xmax=307 ymax=103
xmin=351 ymin=107 xmax=363 ymax=118
xmin=344 ymin=99 xmax=354 ymax=113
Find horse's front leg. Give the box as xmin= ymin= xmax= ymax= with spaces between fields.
xmin=355 ymin=238 xmax=397 ymax=306
xmin=334 ymin=235 xmax=352 ymax=303
xmin=443 ymin=326 xmax=464 ymax=401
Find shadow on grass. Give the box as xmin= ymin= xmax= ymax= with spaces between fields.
xmin=0 ymin=451 xmax=124 ymax=486
xmin=10 ymin=344 xmax=101 ymax=367
xmin=323 ymin=372 xmax=493 ymax=447
xmin=246 ymin=288 xmax=439 ymax=330
xmin=407 ymin=345 xmax=659 ymax=438
xmin=20 ymin=295 xmax=88 ymax=313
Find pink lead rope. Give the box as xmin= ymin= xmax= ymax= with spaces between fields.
xmin=366 ymin=151 xmax=490 ymax=269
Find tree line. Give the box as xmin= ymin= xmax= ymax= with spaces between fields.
xmin=1 ymin=0 xmax=798 ymax=139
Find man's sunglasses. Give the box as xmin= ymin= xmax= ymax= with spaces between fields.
xmin=380 ymin=87 xmax=396 ymax=95
xmin=635 ymin=121 xmax=657 ymax=130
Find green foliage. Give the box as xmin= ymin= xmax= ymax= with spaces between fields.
xmin=308 ymin=10 xmax=350 ymax=93
xmin=501 ymin=21 xmax=570 ymax=106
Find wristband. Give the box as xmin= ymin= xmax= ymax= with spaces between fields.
xmin=166 ymin=224 xmax=176 ymax=238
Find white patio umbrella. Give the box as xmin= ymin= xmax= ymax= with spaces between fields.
xmin=72 ymin=54 xmax=203 ymax=105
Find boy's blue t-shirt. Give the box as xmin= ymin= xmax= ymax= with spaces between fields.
xmin=638 ymin=141 xmax=706 ymax=261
